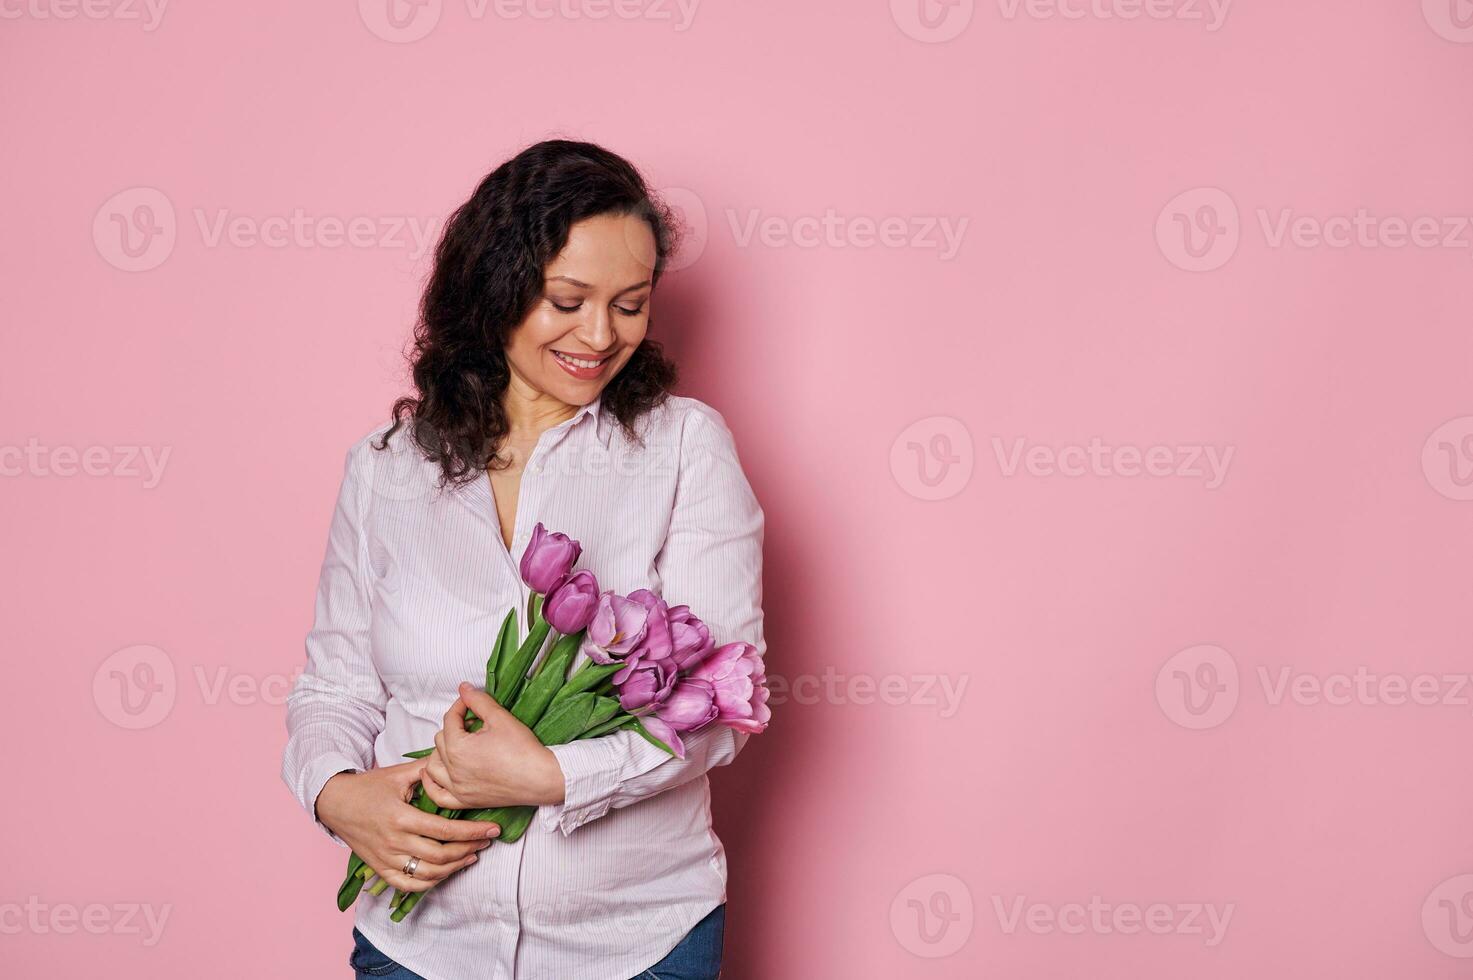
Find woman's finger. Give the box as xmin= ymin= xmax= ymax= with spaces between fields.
xmin=425 ymin=756 xmax=454 ymax=793
xmin=403 ymin=768 xmax=427 ymax=804
xmin=458 ymin=682 xmax=508 ymax=728
xmin=406 ymin=811 xmax=501 ymax=842
xmin=390 ymin=851 xmax=479 ymax=885
xmin=420 ymin=767 xmax=466 ymax=810
xmin=402 ymin=836 xmax=488 ymax=864
xmin=373 ymin=864 xmax=435 ymax=894
xmin=443 ymin=697 xmax=468 ymax=734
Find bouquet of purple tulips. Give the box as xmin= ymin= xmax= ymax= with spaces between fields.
xmin=336 ymin=522 xmax=770 ymax=921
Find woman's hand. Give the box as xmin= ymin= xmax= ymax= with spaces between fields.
xmin=420 ymin=683 xmax=567 ymax=810
xmin=315 ymin=761 xmax=501 ymax=893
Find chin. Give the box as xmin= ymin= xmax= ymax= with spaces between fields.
xmin=546 ymin=377 xmax=605 ymax=404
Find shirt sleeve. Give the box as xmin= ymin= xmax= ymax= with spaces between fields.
xmin=281 ymin=440 xmax=388 ymax=845
xmin=540 ymin=405 xmax=766 ymax=835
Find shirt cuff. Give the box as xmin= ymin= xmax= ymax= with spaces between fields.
xmin=301 ymin=753 xmax=364 ymax=847
xmin=540 ymin=737 xmax=629 ymax=835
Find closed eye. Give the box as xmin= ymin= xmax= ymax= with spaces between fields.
xmin=552 ymin=301 xmax=646 ymax=316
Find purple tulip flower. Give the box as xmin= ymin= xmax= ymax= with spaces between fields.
xmin=690 ymin=642 xmax=770 ymax=734
xmin=519 ymin=522 xmax=581 ymax=594
xmin=615 ymin=657 xmax=676 ymax=712
xmin=667 ymin=605 xmax=714 ymax=670
xmin=542 ymin=570 xmax=600 ymax=634
xmin=625 ymin=589 xmax=674 ymax=664
xmin=580 ymin=592 xmax=651 ymax=664
xmin=658 ymin=677 xmax=721 ymax=730
xmin=638 ymin=680 xmax=717 ymax=760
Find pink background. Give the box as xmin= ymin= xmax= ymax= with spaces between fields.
xmin=5 ymin=1 xmax=1473 ymax=976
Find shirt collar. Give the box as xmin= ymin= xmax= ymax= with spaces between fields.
xmin=573 ymin=394 xmax=614 ymax=449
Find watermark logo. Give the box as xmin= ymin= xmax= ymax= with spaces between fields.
xmin=1257 ymin=666 xmax=1473 ymax=708
xmin=1423 ymin=0 xmax=1473 ymax=42
xmin=1422 ymin=416 xmax=1473 ymax=501
xmin=1156 ymin=187 xmax=1239 ymax=272
xmin=628 ymin=189 xmax=965 ymax=265
xmin=0 ymin=899 xmax=171 ymax=947
xmin=94 ymin=187 xmax=176 ymax=272
xmin=359 ymin=0 xmax=698 ymax=39
xmin=0 ymin=0 xmax=169 ymax=30
xmin=1424 ymin=874 xmax=1473 ymax=957
xmin=92 ymin=188 xmax=440 ymax=270
xmin=891 ymin=0 xmax=975 ymax=42
xmin=359 ymin=0 xmax=443 ymax=42
xmin=766 ymin=668 xmax=969 ymax=718
xmin=651 ymin=186 xmax=708 ymax=273
xmin=992 ymin=437 xmax=1233 ymax=488
xmin=891 ymin=873 xmax=974 ymax=957
xmin=890 ymin=416 xmax=974 ymax=501
xmin=192 ymin=208 xmax=439 ymax=257
xmin=995 ymin=0 xmax=1231 ymax=30
xmin=1155 ymin=644 xmax=1238 ymax=729
xmin=1163 ymin=190 xmax=1473 ymax=268
xmin=93 ymin=645 xmax=176 ymax=730
xmin=1169 ymin=655 xmax=1473 ymax=714
xmin=0 ymin=440 xmax=172 ymax=486
xmin=726 ymin=209 xmax=968 ymax=260
xmin=993 ymin=894 xmax=1233 ymax=946
xmin=1257 ymin=209 xmax=1473 ymax=251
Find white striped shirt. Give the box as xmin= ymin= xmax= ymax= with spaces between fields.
xmin=281 ymin=393 xmax=765 ymax=980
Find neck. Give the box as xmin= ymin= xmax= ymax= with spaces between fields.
xmin=502 ymin=375 xmax=580 ymax=440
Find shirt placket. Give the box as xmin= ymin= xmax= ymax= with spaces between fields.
xmin=491 ymin=410 xmax=586 ymax=980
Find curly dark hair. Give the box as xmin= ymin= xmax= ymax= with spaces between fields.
xmin=374 ymin=139 xmax=680 ymax=489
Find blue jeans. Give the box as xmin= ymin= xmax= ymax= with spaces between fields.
xmin=349 ymin=903 xmax=726 ymax=980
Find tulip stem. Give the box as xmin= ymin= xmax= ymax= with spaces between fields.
xmin=391 ymin=890 xmax=426 ymax=922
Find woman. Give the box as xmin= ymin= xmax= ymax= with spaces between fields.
xmin=282 ymin=140 xmax=766 ymax=980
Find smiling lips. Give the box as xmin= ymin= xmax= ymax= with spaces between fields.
xmin=551 ymin=349 xmax=612 ymax=380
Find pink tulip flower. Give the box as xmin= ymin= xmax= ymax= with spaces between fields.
xmin=690 ymin=642 xmax=770 ymax=734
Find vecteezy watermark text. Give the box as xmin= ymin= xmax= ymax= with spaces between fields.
xmin=0 ymin=0 xmax=168 ymax=30
xmin=889 ymin=418 xmax=1234 ymax=502
xmin=726 ymin=209 xmax=969 ymax=260
xmin=992 ymin=894 xmax=1234 ymax=946
xmin=992 ymin=437 xmax=1234 ymax=489
xmin=891 ymin=0 xmax=1232 ymax=43
xmin=1157 ymin=645 xmax=1473 ymax=729
xmin=995 ymin=0 xmax=1231 ymax=29
xmin=358 ymin=0 xmax=700 ymax=42
xmin=767 ymin=668 xmax=969 ymax=718
xmin=0 ymin=440 xmax=171 ymax=488
xmin=93 ymin=187 xmax=441 ymax=272
xmin=0 ymin=898 xmax=171 ymax=947
xmin=1158 ymin=187 xmax=1473 ymax=272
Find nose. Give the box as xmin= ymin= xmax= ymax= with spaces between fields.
xmin=572 ymin=305 xmax=616 ymax=352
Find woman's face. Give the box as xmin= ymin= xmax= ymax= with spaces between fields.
xmin=503 ymin=211 xmax=657 ymax=408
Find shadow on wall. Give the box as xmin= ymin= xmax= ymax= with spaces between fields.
xmin=656 ymin=273 xmax=822 ymax=980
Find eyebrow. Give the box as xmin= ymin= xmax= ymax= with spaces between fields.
xmin=546 ymin=275 xmax=651 ymax=293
